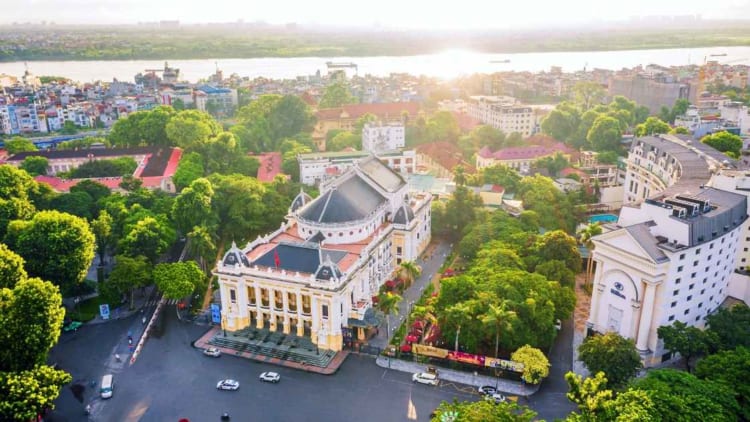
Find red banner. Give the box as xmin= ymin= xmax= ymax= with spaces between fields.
xmin=447 ymin=350 xmax=485 ymax=366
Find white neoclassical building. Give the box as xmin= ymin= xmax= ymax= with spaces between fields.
xmin=588 ymin=133 xmax=750 ymax=366
xmin=214 ymin=157 xmax=431 ymax=351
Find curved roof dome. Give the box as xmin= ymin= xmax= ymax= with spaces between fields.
xmin=392 ymin=203 xmax=415 ymax=225
xmin=290 ymin=189 xmax=313 ymax=212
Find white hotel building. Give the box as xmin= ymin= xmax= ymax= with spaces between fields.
xmin=588 ymin=134 xmax=749 ymax=366
xmin=214 ymin=157 xmax=431 ymax=351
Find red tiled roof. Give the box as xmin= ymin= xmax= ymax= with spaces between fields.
xmin=478 ymin=142 xmax=574 ymax=161
xmin=254 ymin=152 xmax=283 ymax=182
xmin=316 ymin=102 xmax=420 ymax=121
xmin=415 ymin=141 xmax=476 ymax=173
xmin=560 ymin=167 xmax=588 ymax=178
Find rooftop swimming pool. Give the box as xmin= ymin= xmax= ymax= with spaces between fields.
xmin=589 ymin=214 xmax=618 ymax=224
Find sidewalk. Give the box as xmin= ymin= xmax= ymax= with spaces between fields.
xmin=375 ymin=356 xmax=539 ymax=397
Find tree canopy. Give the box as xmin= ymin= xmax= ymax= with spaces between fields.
xmin=4 ymin=210 xmax=95 ymax=292
xmin=701 ymin=131 xmax=743 ymax=158
xmin=153 ymin=261 xmax=204 ymax=300
xmin=319 ymin=82 xmax=357 ymax=108
xmin=577 ymin=332 xmax=642 ymax=388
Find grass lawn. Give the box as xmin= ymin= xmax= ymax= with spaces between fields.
xmin=69 ymin=295 xmax=108 ymax=322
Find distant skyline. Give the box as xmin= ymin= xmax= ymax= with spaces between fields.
xmin=5 ymin=0 xmax=750 ymax=29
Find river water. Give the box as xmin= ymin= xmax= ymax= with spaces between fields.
xmin=1 ymin=46 xmax=750 ymax=83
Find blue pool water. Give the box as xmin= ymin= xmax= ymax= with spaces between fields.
xmin=589 ymin=214 xmax=618 ymax=224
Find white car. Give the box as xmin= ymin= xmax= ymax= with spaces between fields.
xmin=203 ymin=347 xmax=221 ymax=357
xmin=259 ymin=372 xmax=281 ymax=383
xmin=484 ymin=393 xmax=507 ymax=404
xmin=554 ymin=319 xmax=562 ymax=331
xmin=412 ymin=372 xmax=439 ymax=386
xmin=478 ymin=385 xmax=497 ymax=396
xmin=216 ymin=379 xmax=240 ymax=390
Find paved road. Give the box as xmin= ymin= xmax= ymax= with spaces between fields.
xmin=370 ymin=240 xmax=452 ymax=349
xmin=528 ymin=317 xmax=577 ymax=421
xmin=49 ymin=305 xmax=480 ymax=422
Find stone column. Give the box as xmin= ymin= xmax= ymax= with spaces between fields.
xmin=296 ymin=291 xmax=304 ymax=337
xmin=282 ymin=290 xmax=291 ymax=334
xmin=587 ymin=259 xmax=604 ymax=329
xmin=636 ymin=280 xmax=657 ymax=351
xmin=269 ymin=289 xmax=277 ymax=332
xmin=254 ymin=284 xmax=263 ymax=329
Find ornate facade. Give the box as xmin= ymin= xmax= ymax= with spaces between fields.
xmin=214 ymin=156 xmax=431 ymax=351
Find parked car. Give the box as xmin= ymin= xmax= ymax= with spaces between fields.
xmin=216 ymin=379 xmax=240 ymax=391
xmin=259 ymin=372 xmax=281 ymax=383
xmin=478 ymin=385 xmax=497 ymax=396
xmin=412 ymin=372 xmax=439 ymax=386
xmin=554 ymin=319 xmax=562 ymax=331
xmin=63 ymin=321 xmax=83 ymax=332
xmin=484 ymin=393 xmax=506 ymax=404
xmin=203 ymin=347 xmax=221 ymax=357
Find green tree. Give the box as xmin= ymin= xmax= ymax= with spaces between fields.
xmin=0 ymin=277 xmax=65 ymax=372
xmin=138 ymin=105 xmax=176 ymax=147
xmin=635 ymin=117 xmax=671 ymax=136
xmin=109 ymin=111 xmax=148 ymax=147
xmin=209 ymin=173 xmax=275 ymax=242
xmin=695 ymin=347 xmax=750 ymax=420
xmin=119 ymin=216 xmax=174 ymax=264
xmin=481 ymin=302 xmax=516 ymax=358
xmin=153 ymin=261 xmax=204 ymax=300
xmin=431 ymin=399 xmax=537 ymax=422
xmin=377 ymin=291 xmax=401 ymax=341
xmin=172 ymin=177 xmax=215 ymax=234
xmin=587 ymin=115 xmax=623 ymax=152
xmin=0 ymin=365 xmax=72 ymax=422
xmin=397 ymin=261 xmax=422 ymax=287
xmin=4 ymin=211 xmax=95 ymax=292
xmin=19 ymin=156 xmax=48 ymax=176
xmin=572 ymin=81 xmax=606 ymax=111
xmin=280 ymin=139 xmax=313 ymax=181
xmin=670 ymin=99 xmax=690 ymax=123
xmin=49 ymin=191 xmax=94 ymax=220
xmin=578 ymin=332 xmax=642 ymax=388
xmin=186 ymin=225 xmax=217 ymax=274
xmin=91 ymin=210 xmax=113 ymax=265
xmin=425 ymin=111 xmax=460 ymax=143
xmin=534 ymin=260 xmax=575 ymax=287
xmin=107 ymin=255 xmax=152 ymax=309
xmin=701 ymin=131 xmax=743 ymax=157
xmin=60 ymin=120 xmax=79 ymax=135
xmin=631 ymin=368 xmax=739 ymax=421
xmin=578 ymin=223 xmax=602 ymax=285
xmin=445 ymin=302 xmax=475 ymax=352
xmin=657 ymin=321 xmax=714 ymax=372
xmin=670 ymin=126 xmax=690 ymax=135
xmin=705 ymin=303 xmax=750 ymax=350
xmin=534 ymin=152 xmax=570 ymax=177
xmin=564 ymin=371 xmax=656 ymax=421
xmin=480 ymin=164 xmax=521 ymax=192
xmin=173 ymin=152 xmax=205 ymax=192
xmin=511 ymin=345 xmax=550 ymax=384
xmin=165 ymin=110 xmax=221 ymax=149
xmin=0 ymin=165 xmax=38 ymax=237
xmin=235 ymin=94 xmax=282 ymax=126
xmin=319 ymin=82 xmax=357 ymax=108
xmin=5 ymin=137 xmax=38 ymax=154
xmin=532 ymin=230 xmax=581 ymax=273
xmin=326 ymin=131 xmax=360 ymax=151
xmin=633 ymin=105 xmax=650 ymax=125
xmin=267 ymin=95 xmax=315 ymax=143
xmin=0 ymin=243 xmax=27 ymax=289
xmin=541 ymin=103 xmax=580 ymax=143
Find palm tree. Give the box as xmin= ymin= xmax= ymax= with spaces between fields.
xmin=578 ymin=222 xmax=602 ymax=285
xmin=398 ymin=261 xmax=422 ymax=288
xmin=445 ymin=302 xmax=474 ymax=352
xmin=481 ymin=302 xmax=517 ymax=358
xmin=377 ymin=292 xmax=402 ymax=340
xmin=410 ymin=304 xmax=437 ymax=342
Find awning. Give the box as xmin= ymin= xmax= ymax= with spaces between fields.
xmin=347 ymin=308 xmax=381 ymax=328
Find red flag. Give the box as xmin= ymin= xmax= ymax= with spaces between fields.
xmin=273 ymin=249 xmax=281 ymax=268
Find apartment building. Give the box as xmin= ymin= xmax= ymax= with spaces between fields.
xmin=466 ymin=96 xmax=534 ymax=136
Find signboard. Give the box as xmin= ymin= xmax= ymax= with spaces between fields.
xmin=610 ymin=281 xmax=626 ymax=299
xmin=485 ymin=357 xmax=524 ymax=373
xmin=99 ymin=304 xmax=110 ymax=320
xmin=412 ymin=344 xmax=449 ymax=359
xmin=210 ymin=304 xmax=221 ymax=324
xmin=448 ymin=350 xmax=485 ymax=366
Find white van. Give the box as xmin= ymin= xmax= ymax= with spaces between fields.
xmin=412 ymin=372 xmax=439 ymax=386
xmin=100 ymin=374 xmax=114 ymax=399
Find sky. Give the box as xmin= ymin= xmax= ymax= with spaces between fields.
xmin=4 ymin=0 xmax=750 ymax=29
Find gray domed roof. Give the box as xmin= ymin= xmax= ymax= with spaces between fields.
xmin=393 ymin=204 xmax=415 ymax=225
xmin=290 ymin=188 xmax=313 ymax=212
xmin=222 ymin=241 xmax=250 ymax=267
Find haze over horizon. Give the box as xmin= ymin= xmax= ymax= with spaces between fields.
xmin=5 ymin=0 xmax=750 ymax=30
